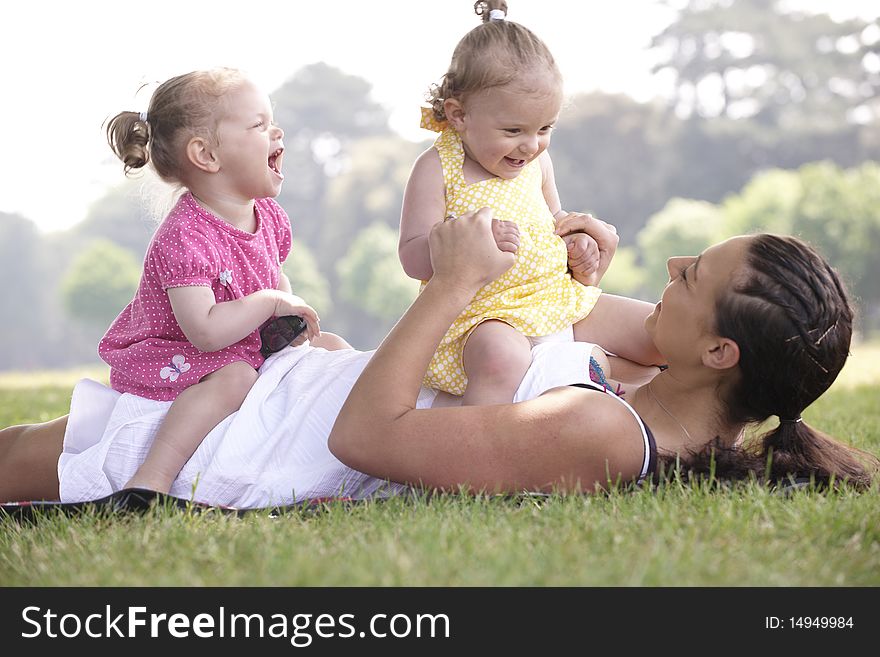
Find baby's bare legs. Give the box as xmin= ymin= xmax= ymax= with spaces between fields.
xmin=310 ymin=332 xmax=352 ymax=350
xmin=574 ymin=293 xmax=664 ymax=366
xmin=0 ymin=415 xmax=67 ymax=501
xmin=461 ymin=320 xmax=531 ymax=406
xmin=125 ymin=361 xmax=258 ymax=493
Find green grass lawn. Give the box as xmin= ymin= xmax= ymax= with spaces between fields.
xmin=1 ymin=346 xmax=878 ymax=587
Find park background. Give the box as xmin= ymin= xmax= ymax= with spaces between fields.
xmin=1 ymin=0 xmax=879 ymax=370
xmin=2 ymin=0 xmax=879 ymax=592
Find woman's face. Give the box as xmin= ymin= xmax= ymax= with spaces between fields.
xmin=644 ymin=235 xmax=753 ymax=364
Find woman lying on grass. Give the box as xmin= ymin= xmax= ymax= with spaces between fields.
xmin=0 ymin=209 xmax=877 ymax=506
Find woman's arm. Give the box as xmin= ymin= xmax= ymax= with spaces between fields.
xmin=555 ymin=213 xmax=619 ymax=285
xmin=329 ymin=209 xmax=645 ymax=493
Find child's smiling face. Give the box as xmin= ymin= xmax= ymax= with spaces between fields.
xmin=445 ymin=70 xmax=563 ymax=181
xmin=212 ymin=79 xmax=286 ymax=201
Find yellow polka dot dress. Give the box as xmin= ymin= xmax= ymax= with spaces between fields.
xmin=420 ymin=121 xmax=601 ymax=395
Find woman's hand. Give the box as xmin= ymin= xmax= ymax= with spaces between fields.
xmin=555 ymin=212 xmax=619 ymax=283
xmin=429 ymin=207 xmax=516 ymax=294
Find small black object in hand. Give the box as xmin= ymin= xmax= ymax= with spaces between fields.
xmin=260 ymin=315 xmax=308 ymax=358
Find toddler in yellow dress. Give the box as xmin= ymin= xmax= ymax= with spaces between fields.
xmin=399 ymin=1 xmax=662 ymax=405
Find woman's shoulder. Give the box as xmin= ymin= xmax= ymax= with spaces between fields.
xmin=551 ymin=385 xmax=639 ymax=430
xmin=533 ymin=386 xmax=649 ymax=481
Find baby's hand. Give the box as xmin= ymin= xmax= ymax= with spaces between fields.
xmin=555 ymin=211 xmax=619 ymax=286
xmin=492 ymin=218 xmax=519 ymax=254
xmin=273 ymin=293 xmax=321 ymax=344
xmin=563 ymin=232 xmax=600 ymax=285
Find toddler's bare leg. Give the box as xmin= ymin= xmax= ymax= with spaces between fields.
xmin=461 ymin=320 xmax=531 ymax=406
xmin=310 ymin=332 xmax=352 ymax=350
xmin=0 ymin=415 xmax=67 ymax=501
xmin=124 ymin=361 xmax=258 ymax=493
xmin=573 ymin=293 xmax=664 ymax=366
xmin=602 ymin=355 xmax=662 ymax=398
xmin=608 ymin=355 xmax=661 ymax=386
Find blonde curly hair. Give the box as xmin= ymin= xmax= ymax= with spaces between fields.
xmin=426 ymin=1 xmax=561 ymax=122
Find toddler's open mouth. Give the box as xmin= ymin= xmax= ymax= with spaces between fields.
xmin=269 ymin=148 xmax=284 ymax=178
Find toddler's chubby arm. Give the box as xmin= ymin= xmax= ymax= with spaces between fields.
xmin=539 ymin=150 xmax=565 ymax=220
xmin=399 ymin=148 xmax=447 ymax=281
xmin=277 ymin=271 xmax=293 ymax=294
xmin=539 ymin=152 xmax=618 ymax=286
xmin=168 ymin=286 xmax=320 ymax=353
xmin=274 ymin=272 xmax=311 ymax=347
xmin=400 ymin=148 xmax=520 ymax=282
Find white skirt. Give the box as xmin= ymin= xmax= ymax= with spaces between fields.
xmin=59 ymin=341 xmax=597 ymax=508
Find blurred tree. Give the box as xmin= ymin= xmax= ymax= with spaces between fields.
xmin=597 ymin=246 xmax=648 ymax=298
xmin=720 ymin=167 xmax=801 ymax=234
xmin=0 ymin=213 xmax=48 ymax=369
xmin=651 ymin=0 xmax=874 ymax=128
xmin=72 ymin=175 xmax=162 ymax=258
xmin=717 ymin=162 xmax=880 ymax=323
xmin=283 ymin=241 xmax=333 ymax=317
xmin=636 ymin=198 xmax=727 ymax=299
xmin=60 ymin=239 xmax=141 ymax=330
xmin=781 ymin=161 xmax=880 ymax=331
xmin=552 ymin=93 xmax=680 ymax=243
xmin=273 ymin=62 xmax=390 ymax=138
xmin=272 ymin=63 xmax=392 ymax=250
xmin=320 ymin=135 xmax=425 ymax=271
xmin=336 ymin=223 xmax=418 ymax=347
xmin=634 ymin=162 xmax=880 ymax=332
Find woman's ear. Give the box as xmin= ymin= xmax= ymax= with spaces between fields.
xmin=185 ymin=137 xmax=220 ymax=173
xmin=443 ymin=98 xmax=466 ymax=130
xmin=702 ymin=337 xmax=740 ymax=371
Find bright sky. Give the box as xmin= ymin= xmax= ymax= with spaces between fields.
xmin=1 ymin=0 xmax=876 ymax=233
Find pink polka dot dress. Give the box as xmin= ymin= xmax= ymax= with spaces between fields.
xmin=98 ymin=192 xmax=292 ymax=401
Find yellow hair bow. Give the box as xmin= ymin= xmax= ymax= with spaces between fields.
xmin=420 ymin=106 xmax=447 ymax=133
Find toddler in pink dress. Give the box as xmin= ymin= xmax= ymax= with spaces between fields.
xmin=100 ymin=68 xmax=347 ymax=493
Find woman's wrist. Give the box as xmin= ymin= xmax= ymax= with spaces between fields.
xmin=424 ymin=275 xmax=480 ymax=309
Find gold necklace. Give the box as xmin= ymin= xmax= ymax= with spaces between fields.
xmin=646 ymin=380 xmax=693 ymax=443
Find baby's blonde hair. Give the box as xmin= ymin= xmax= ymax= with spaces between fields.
xmin=105 ymin=67 xmax=248 ymax=183
xmin=426 ymin=1 xmax=561 ymax=122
